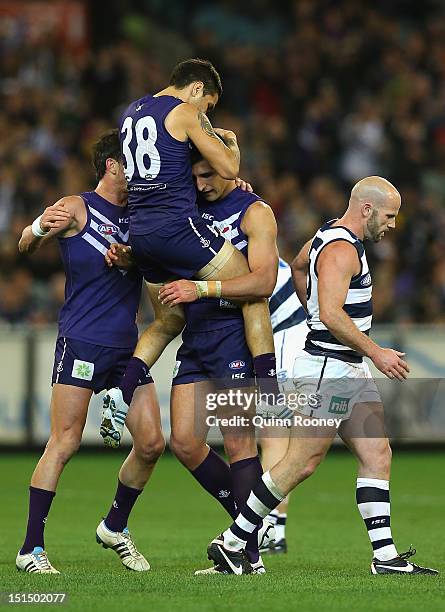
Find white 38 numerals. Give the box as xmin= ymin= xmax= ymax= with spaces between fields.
xmin=121 ymin=115 xmax=161 ymax=181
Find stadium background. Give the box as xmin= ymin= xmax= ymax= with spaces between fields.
xmin=0 ymin=2 xmax=444 ymax=610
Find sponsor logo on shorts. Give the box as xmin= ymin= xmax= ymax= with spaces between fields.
xmin=218 ymin=490 xmax=231 ymax=498
xmin=229 ymin=360 xmax=245 ymax=370
xmin=200 ymin=236 xmax=210 ymax=248
xmin=72 ymin=360 xmax=94 ymax=381
xmin=360 ymin=273 xmax=372 ymax=287
xmin=98 ymin=223 xmax=119 ymax=236
xmin=328 ymin=396 xmax=350 ymax=415
xmin=172 ymin=360 xmax=181 ymax=378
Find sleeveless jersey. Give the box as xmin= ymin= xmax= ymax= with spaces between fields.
xmin=305 ymin=220 xmax=372 ymax=363
xmin=269 ymin=259 xmax=306 ymax=333
xmin=185 ymin=187 xmax=306 ymax=334
xmin=57 ymin=191 xmax=142 ymax=349
xmin=119 ymin=95 xmax=197 ymax=235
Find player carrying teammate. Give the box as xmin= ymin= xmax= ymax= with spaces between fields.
xmin=15 ymin=131 xmax=178 ymax=574
xmin=155 ymin=146 xmax=307 ymax=571
xmin=100 ymin=59 xmax=281 ymax=447
xmin=204 ymin=176 xmax=439 ymax=576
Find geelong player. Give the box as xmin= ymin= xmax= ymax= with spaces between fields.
xmin=100 ymin=59 xmax=280 ymax=447
xmin=205 ymin=176 xmax=438 ymax=576
xmin=15 ymin=131 xmax=177 ymax=574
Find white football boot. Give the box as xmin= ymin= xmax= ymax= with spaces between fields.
xmin=16 ymin=547 xmax=60 ymax=574
xmin=100 ymin=388 xmax=129 ymax=448
xmin=96 ymin=520 xmax=150 ymax=571
xmin=257 ymin=521 xmax=276 ymax=551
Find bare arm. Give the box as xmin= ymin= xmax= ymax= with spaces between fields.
xmin=18 ymin=196 xmax=84 ymax=254
xmin=218 ymin=202 xmax=278 ymax=299
xmin=158 ymin=202 xmax=278 ymax=305
xmin=167 ymin=104 xmax=240 ymax=179
xmin=291 ymin=239 xmax=311 ymax=311
xmin=317 ymin=241 xmax=409 ymax=380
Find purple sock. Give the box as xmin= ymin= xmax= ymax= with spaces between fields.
xmin=104 ymin=480 xmax=142 ymax=532
xmin=191 ymin=448 xmax=236 ymax=518
xmin=120 ymin=357 xmax=152 ymax=406
xmin=254 ymin=353 xmax=279 ymax=400
xmin=230 ymin=455 xmax=263 ymax=563
xmin=20 ymin=486 xmax=55 ymax=554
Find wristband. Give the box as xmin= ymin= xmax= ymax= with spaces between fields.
xmin=31 ymin=215 xmax=49 ymax=238
xmin=194 ymin=280 xmax=223 ymax=299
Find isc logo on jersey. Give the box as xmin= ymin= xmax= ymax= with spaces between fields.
xmin=98 ymin=224 xmax=119 ymax=236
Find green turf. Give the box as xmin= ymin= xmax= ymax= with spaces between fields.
xmin=1 ymin=451 xmax=444 ymax=611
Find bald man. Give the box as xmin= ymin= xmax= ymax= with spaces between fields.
xmin=205 ymin=176 xmax=438 ymax=576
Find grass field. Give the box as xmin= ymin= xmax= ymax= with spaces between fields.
xmin=1 ymin=450 xmax=444 ymax=611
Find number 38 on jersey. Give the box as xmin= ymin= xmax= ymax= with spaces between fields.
xmin=121 ymin=116 xmax=161 ymax=182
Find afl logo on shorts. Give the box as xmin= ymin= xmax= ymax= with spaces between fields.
xmin=229 ymin=360 xmax=245 ymax=370
xmin=98 ymin=223 xmax=119 ymax=236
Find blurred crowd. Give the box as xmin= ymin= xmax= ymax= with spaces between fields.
xmin=1 ymin=0 xmax=445 ymax=327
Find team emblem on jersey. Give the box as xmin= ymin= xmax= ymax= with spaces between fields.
xmin=229 ymin=360 xmax=245 ymax=370
xmin=360 ymin=273 xmax=372 ymax=287
xmin=72 ymin=360 xmax=94 ymax=381
xmin=98 ymin=223 xmax=119 ymax=236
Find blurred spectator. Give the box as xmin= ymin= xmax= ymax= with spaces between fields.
xmin=1 ymin=0 xmax=445 ymax=327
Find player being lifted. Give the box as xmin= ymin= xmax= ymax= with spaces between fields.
xmin=205 ymin=176 xmax=438 ymax=576
xmin=15 ymin=132 xmax=180 ymax=574
xmin=100 ymin=59 xmax=280 ymax=447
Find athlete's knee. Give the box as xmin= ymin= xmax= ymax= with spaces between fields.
xmin=294 ymin=450 xmax=325 ymax=484
xmin=133 ymin=433 xmax=165 ymax=465
xmin=169 ymin=433 xmax=205 ymax=468
xmin=46 ymin=429 xmax=81 ymax=466
xmin=224 ymin=434 xmax=256 ymax=463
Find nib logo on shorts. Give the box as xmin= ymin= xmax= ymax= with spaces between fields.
xmin=328 ymin=396 xmax=349 ymax=415
xmin=72 ymin=360 xmax=94 ymax=381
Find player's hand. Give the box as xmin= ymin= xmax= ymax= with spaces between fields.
xmin=214 ymin=128 xmax=237 ymax=142
xmin=40 ymin=202 xmax=73 ymax=232
xmin=370 ymin=347 xmax=409 ymax=381
xmin=159 ymin=280 xmax=198 ymax=306
xmin=105 ymin=243 xmax=133 ymax=269
xmin=235 ymin=177 xmax=253 ymax=192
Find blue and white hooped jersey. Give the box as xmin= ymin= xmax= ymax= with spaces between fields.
xmin=57 ymin=191 xmax=142 ymax=349
xmin=269 ymin=259 xmax=306 ymax=333
xmin=305 ymin=220 xmax=372 ymax=363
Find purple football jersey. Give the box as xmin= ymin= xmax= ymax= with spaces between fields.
xmin=184 ymin=187 xmax=263 ymax=332
xmin=120 ymin=95 xmax=197 ymax=235
xmin=57 ymin=191 xmax=142 ymax=349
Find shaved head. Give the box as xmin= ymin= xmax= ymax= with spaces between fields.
xmin=342 ymin=176 xmax=401 ymax=242
xmin=350 ymin=176 xmax=400 ymax=209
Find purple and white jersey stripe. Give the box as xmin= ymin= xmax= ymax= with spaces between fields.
xmin=57 ymin=191 xmax=142 ymax=349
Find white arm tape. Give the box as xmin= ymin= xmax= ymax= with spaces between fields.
xmin=31 ymin=215 xmax=49 ymax=238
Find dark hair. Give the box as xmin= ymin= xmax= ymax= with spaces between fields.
xmin=190 ymin=133 xmax=227 ymax=167
xmin=92 ymin=129 xmax=122 ymax=181
xmin=169 ymin=58 xmax=222 ymax=98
